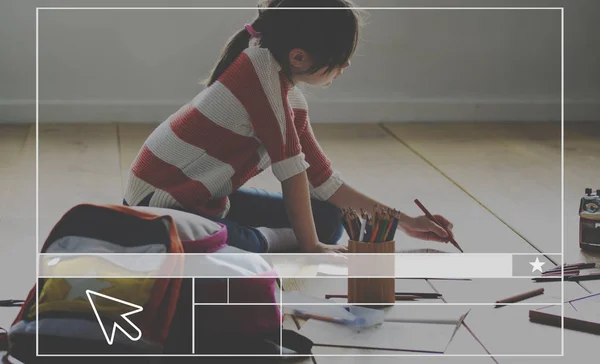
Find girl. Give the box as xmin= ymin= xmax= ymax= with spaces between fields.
xmin=123 ymin=0 xmax=454 ymax=254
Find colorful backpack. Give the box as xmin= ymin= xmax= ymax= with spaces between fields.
xmin=1 ymin=204 xmax=312 ymax=362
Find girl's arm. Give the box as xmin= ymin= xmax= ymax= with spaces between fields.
xmin=284 ymin=90 xmax=451 ymax=244
xmin=282 ymin=172 xmax=347 ymax=253
xmin=328 ymin=183 xmax=453 ymax=243
xmin=328 ymin=183 xmax=395 ymax=216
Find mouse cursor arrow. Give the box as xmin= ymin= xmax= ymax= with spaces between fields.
xmin=86 ymin=289 xmax=144 ymax=345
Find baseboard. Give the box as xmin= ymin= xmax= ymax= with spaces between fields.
xmin=1 ymin=98 xmax=598 ymax=123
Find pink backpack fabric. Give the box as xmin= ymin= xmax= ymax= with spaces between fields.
xmin=128 ymin=206 xmax=283 ymax=336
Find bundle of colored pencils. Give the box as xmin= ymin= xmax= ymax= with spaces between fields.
xmin=341 ymin=206 xmax=400 ymax=243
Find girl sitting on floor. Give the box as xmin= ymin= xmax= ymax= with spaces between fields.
xmin=123 ymin=0 xmax=453 ymax=253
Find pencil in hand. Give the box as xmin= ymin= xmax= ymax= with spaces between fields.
xmin=414 ymin=199 xmax=462 ymax=252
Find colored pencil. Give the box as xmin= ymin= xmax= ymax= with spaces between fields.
xmin=543 ymin=263 xmax=596 ymax=274
xmin=353 ymin=210 xmax=361 ymax=237
xmin=292 ymin=310 xmax=356 ymax=325
xmin=358 ymin=215 xmax=367 ymax=242
xmin=364 ymin=219 xmax=373 ymax=242
xmin=383 ymin=210 xmax=395 ymax=241
xmin=377 ymin=215 xmax=389 ymax=242
xmin=542 ymin=269 xmax=580 ymax=276
xmin=370 ymin=220 xmax=380 ymax=243
xmin=532 ymin=274 xmax=578 ymax=282
xmin=562 ymin=262 xmax=595 ymax=269
xmin=534 ymin=273 xmax=600 ymax=282
xmin=494 ymin=288 xmax=544 ymax=308
xmin=324 ymin=294 xmax=422 ymax=301
xmin=567 ymin=273 xmax=600 ymax=282
xmin=387 ymin=211 xmax=400 ymax=241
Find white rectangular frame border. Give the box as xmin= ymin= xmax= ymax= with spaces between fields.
xmin=35 ymin=6 xmax=565 ymax=358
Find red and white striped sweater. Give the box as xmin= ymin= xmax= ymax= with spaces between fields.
xmin=124 ymin=46 xmax=344 ymax=218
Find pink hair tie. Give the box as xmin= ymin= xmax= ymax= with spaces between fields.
xmin=244 ymin=23 xmax=261 ymax=39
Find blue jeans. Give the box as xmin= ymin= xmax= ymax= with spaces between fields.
xmin=124 ymin=187 xmax=344 ymax=253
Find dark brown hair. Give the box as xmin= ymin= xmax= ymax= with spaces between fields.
xmin=205 ymin=0 xmax=365 ymax=86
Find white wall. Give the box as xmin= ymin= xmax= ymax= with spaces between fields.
xmin=1 ymin=0 xmax=599 ymax=123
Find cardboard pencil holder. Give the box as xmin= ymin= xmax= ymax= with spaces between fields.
xmin=347 ymin=240 xmax=396 ymax=306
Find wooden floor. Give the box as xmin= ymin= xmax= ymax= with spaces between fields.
xmin=1 ymin=122 xmax=599 ymax=363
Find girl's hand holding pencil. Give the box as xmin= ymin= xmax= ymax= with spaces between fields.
xmin=398 ymin=214 xmax=454 ymax=243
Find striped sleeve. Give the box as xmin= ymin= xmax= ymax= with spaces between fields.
xmin=288 ymin=88 xmax=344 ymax=201
xmin=217 ymin=47 xmax=309 ymax=182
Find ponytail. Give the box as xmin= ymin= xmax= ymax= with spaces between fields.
xmin=203 ymin=0 xmax=364 ymax=87
xmin=205 ymin=28 xmax=252 ymax=86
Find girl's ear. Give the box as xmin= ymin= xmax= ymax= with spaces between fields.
xmin=289 ymin=48 xmax=312 ymax=72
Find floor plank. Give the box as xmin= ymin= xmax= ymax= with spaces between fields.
xmin=0 ymin=217 xmax=36 ymax=328
xmin=430 ymin=279 xmax=580 ymax=304
xmin=309 ymin=124 xmax=535 ymax=254
xmin=0 ymin=124 xmax=31 ymax=217
xmin=310 ymin=346 xmax=496 ymax=363
xmin=0 ymin=125 xmax=29 ymax=169
xmin=436 ymin=279 xmax=590 ymax=357
xmin=563 ymin=122 xmax=600 ymax=292
xmin=0 ymin=125 xmax=35 ymax=329
xmin=384 ymin=122 xmax=600 ymax=290
xmin=494 ymin=327 xmax=600 ymax=363
xmin=279 ymin=124 xmax=541 ymax=359
xmin=383 ymin=122 xmax=561 ymax=256
xmin=464 ymin=305 xmax=560 ymax=355
xmin=0 ymin=125 xmax=29 ymax=215
xmin=2 ymin=122 xmax=598 ymax=362
xmin=35 ymin=124 xmax=122 ymax=239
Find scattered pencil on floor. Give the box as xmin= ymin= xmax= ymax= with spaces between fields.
xmin=494 ymin=288 xmax=544 ymax=308
xmin=325 ymin=292 xmax=442 ymax=300
xmin=542 ymin=262 xmax=596 ymax=275
xmin=324 ymin=294 xmax=421 ymax=301
xmin=533 ymin=261 xmax=600 ymax=282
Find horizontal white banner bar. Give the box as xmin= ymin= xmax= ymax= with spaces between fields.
xmin=39 ymin=253 xmax=513 ymax=278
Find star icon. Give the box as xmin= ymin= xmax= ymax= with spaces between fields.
xmin=530 ymin=257 xmax=546 ymax=273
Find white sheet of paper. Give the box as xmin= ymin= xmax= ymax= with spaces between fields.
xmin=570 ymin=300 xmax=600 ymax=321
xmin=317 ymin=263 xmax=348 ymax=276
xmin=273 ymin=263 xmax=319 ymax=277
xmin=281 ymin=291 xmax=356 ymax=321
xmin=299 ymin=319 xmax=458 ymax=353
